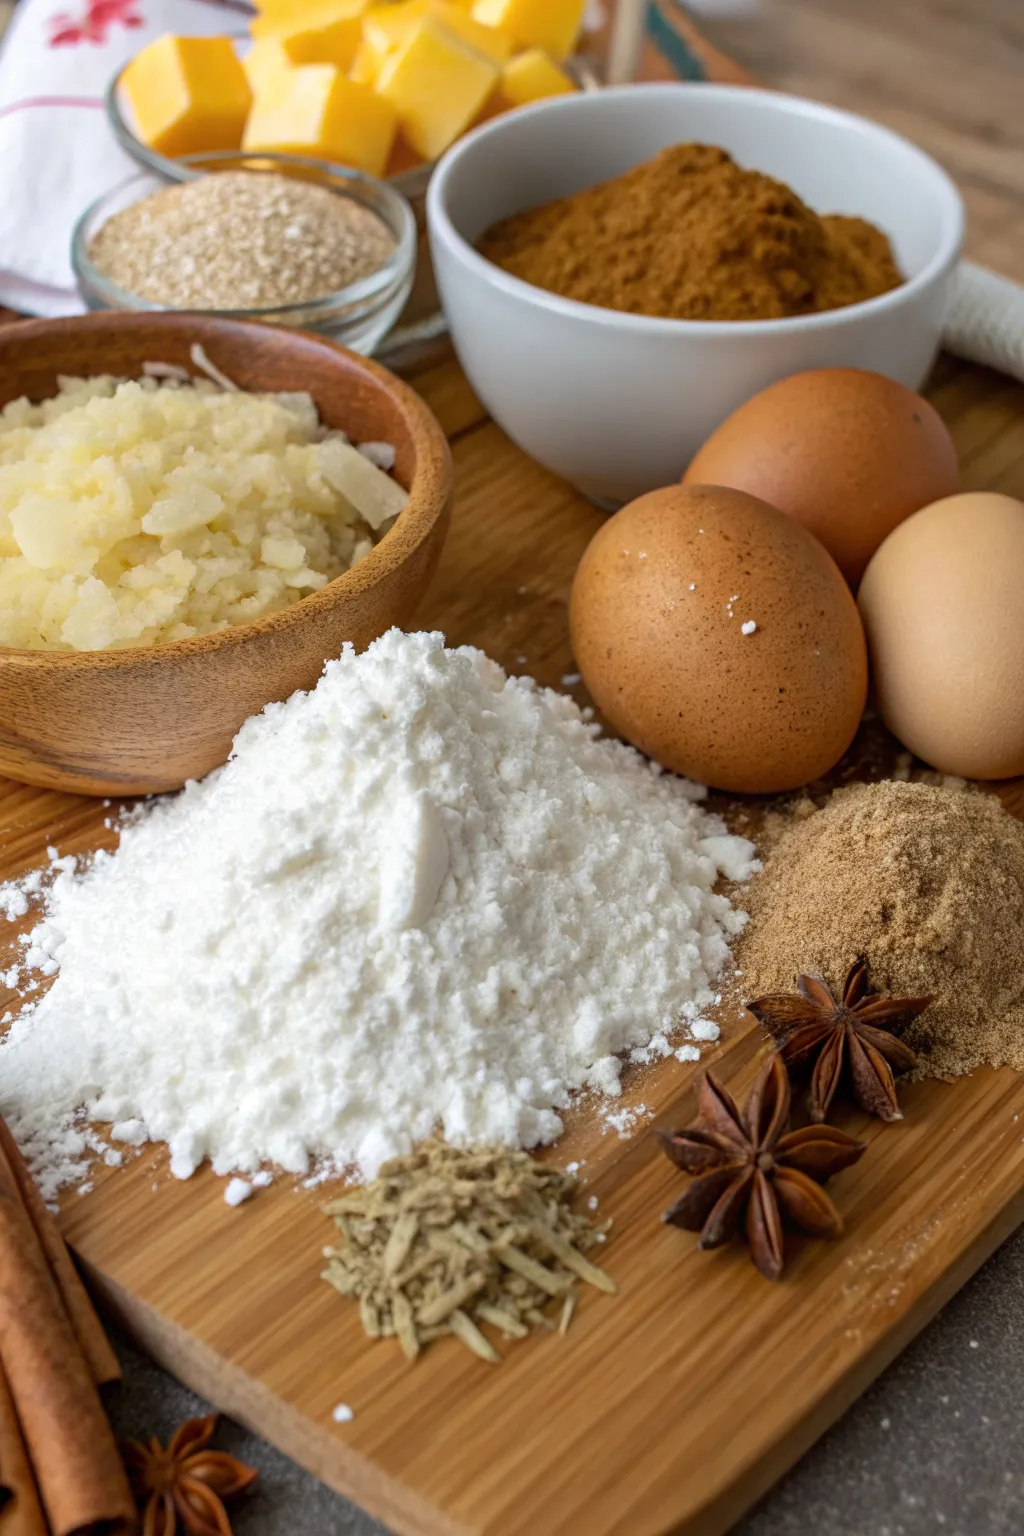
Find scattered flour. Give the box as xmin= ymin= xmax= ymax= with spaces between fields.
xmin=602 ymin=1103 xmax=651 ymax=1137
xmin=689 ymin=1019 xmax=721 ymax=1043
xmin=332 ymin=1404 xmax=355 ymax=1424
xmin=0 ymin=630 xmax=756 ymax=1198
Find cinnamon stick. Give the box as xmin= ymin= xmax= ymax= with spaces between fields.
xmin=0 ymin=1150 xmax=134 ymax=1536
xmin=0 ymin=1365 xmax=46 ymax=1536
xmin=0 ymin=1121 xmax=119 ymax=1386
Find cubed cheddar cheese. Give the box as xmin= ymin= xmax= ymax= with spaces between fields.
xmin=364 ymin=0 xmax=510 ymax=65
xmin=471 ymin=0 xmax=585 ymax=60
xmin=432 ymin=2 xmax=512 ymax=62
xmin=122 ymin=34 xmax=252 ymax=158
xmin=250 ymin=1 xmax=365 ymax=71
xmin=348 ymin=38 xmax=386 ymax=84
xmin=499 ymin=48 xmax=576 ymax=106
xmin=375 ymin=16 xmax=498 ymax=160
xmin=242 ymin=64 xmax=397 ymax=177
xmin=251 ymin=0 xmax=355 ymax=13
xmin=252 ymin=0 xmax=370 ymax=21
xmin=243 ymin=37 xmax=293 ymax=97
xmin=362 ymin=0 xmax=427 ymax=55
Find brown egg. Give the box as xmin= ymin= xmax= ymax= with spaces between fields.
xmin=569 ymin=483 xmax=868 ymax=793
xmin=683 ymin=368 xmax=959 ymax=585
xmin=859 ymin=491 xmax=1024 ymax=779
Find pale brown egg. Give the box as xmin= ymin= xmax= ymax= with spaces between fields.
xmin=858 ymin=491 xmax=1024 ymax=779
xmin=683 ymin=368 xmax=959 ymax=585
xmin=569 ymin=484 xmax=868 ymax=793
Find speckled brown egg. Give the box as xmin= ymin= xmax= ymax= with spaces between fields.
xmin=569 ymin=483 xmax=868 ymax=793
xmin=682 ymin=368 xmax=959 ymax=585
xmin=859 ymin=491 xmax=1024 ymax=779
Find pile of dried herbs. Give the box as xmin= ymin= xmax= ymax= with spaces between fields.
xmin=321 ymin=1140 xmax=615 ymax=1363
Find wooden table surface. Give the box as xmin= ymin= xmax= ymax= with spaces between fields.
xmin=706 ymin=0 xmax=1024 ymax=284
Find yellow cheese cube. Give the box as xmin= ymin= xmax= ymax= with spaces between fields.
xmin=122 ymin=34 xmax=252 ymax=158
xmin=361 ymin=0 xmax=428 ymax=56
xmin=252 ymin=0 xmax=369 ymax=20
xmin=243 ymin=37 xmax=293 ymax=97
xmin=471 ymin=0 xmax=585 ymax=60
xmin=250 ymin=3 xmax=365 ymax=71
xmin=364 ymin=0 xmax=509 ymax=63
xmin=242 ymin=64 xmax=397 ymax=176
xmin=376 ymin=17 xmax=498 ymax=160
xmin=499 ymin=48 xmax=576 ymax=106
xmin=348 ymin=38 xmax=385 ymax=84
xmin=432 ymin=2 xmax=512 ymax=62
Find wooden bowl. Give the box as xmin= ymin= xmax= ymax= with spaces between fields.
xmin=0 ymin=313 xmax=453 ymax=795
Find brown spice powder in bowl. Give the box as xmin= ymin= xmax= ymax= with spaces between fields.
xmin=736 ymin=780 xmax=1024 ymax=1078
xmin=477 ymin=143 xmax=903 ymax=322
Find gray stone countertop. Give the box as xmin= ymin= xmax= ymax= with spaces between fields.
xmin=106 ymin=1223 xmax=1024 ymax=1536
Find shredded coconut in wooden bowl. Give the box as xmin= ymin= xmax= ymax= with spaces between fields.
xmin=0 ymin=372 xmax=406 ymax=651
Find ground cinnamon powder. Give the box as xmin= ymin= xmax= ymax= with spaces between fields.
xmin=478 ymin=143 xmax=903 ymax=321
xmin=736 ymin=781 xmax=1024 ymax=1078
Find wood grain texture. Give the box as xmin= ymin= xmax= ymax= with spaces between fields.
xmin=0 ymin=349 xmax=1013 ymax=1535
xmin=0 ymin=314 xmax=452 ymax=796
xmin=703 ymin=0 xmax=1024 ymax=284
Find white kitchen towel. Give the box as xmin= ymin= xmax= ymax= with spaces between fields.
xmin=0 ymin=0 xmax=250 ymax=317
xmin=945 ymin=262 xmax=1024 ymax=386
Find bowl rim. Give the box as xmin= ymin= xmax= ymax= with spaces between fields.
xmin=72 ymin=152 xmax=418 ymax=322
xmin=427 ymin=81 xmax=966 ymax=336
xmin=0 ymin=312 xmax=452 ymax=670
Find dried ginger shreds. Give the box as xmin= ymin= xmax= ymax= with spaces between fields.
xmin=737 ymin=780 xmax=1024 ymax=1078
xmin=0 ymin=630 xmax=757 ymax=1199
xmin=322 ymin=1139 xmax=614 ymax=1363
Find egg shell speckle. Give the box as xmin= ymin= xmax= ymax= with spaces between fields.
xmin=683 ymin=368 xmax=959 ymax=585
xmin=569 ymin=484 xmax=868 ymax=793
xmin=859 ymin=490 xmax=1024 ymax=779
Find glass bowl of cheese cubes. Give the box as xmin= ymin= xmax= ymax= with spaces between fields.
xmin=105 ymin=0 xmax=591 ymax=356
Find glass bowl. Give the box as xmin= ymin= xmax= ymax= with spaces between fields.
xmin=104 ymin=45 xmax=600 ymax=361
xmin=71 ymin=151 xmax=417 ymax=355
xmin=105 ymin=45 xmax=440 ymax=358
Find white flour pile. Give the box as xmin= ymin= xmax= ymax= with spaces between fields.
xmin=0 ymin=630 xmax=756 ymax=1197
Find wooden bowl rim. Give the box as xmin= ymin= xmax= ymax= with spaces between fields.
xmin=0 ymin=314 xmax=452 ymax=671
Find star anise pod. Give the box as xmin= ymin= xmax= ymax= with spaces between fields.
xmin=657 ymin=1053 xmax=865 ymax=1281
xmin=122 ymin=1413 xmax=257 ymax=1536
xmin=746 ymin=957 xmax=932 ymax=1124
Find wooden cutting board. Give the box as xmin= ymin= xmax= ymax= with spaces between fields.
xmin=3 ymin=348 xmax=1024 ymax=1536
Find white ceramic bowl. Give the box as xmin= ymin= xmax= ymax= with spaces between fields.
xmin=427 ymin=84 xmax=965 ymax=505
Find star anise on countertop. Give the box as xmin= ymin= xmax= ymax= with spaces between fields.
xmin=657 ymin=1053 xmax=866 ymax=1281
xmin=122 ymin=1413 xmax=257 ymax=1536
xmin=746 ymin=957 xmax=932 ymax=1124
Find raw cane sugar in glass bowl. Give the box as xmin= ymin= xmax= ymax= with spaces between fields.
xmin=72 ymin=152 xmax=417 ymax=355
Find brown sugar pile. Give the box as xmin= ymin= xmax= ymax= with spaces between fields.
xmin=478 ymin=143 xmax=903 ymax=321
xmin=736 ymin=781 xmax=1024 ymax=1078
